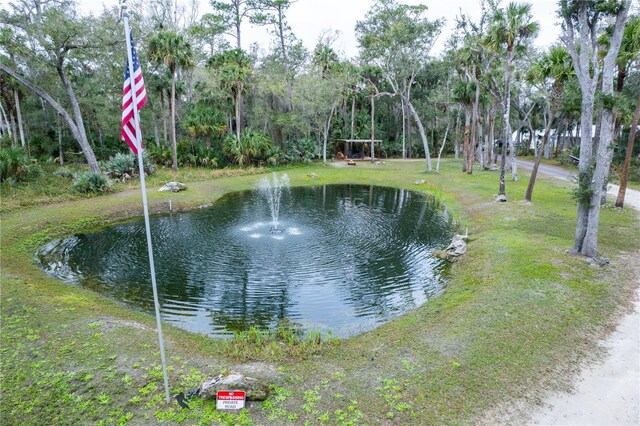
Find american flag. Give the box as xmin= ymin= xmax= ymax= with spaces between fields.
xmin=121 ymin=32 xmax=147 ymax=154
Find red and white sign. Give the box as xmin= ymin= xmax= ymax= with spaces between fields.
xmin=216 ymin=390 xmax=246 ymax=410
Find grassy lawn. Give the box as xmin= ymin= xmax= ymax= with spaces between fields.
xmin=1 ymin=159 xmax=638 ymax=425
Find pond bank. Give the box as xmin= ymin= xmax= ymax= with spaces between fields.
xmin=2 ymin=159 xmax=639 ymax=425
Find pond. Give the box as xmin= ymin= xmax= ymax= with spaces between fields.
xmin=38 ymin=184 xmax=455 ymax=338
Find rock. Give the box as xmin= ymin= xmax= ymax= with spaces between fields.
xmin=495 ymin=194 xmax=507 ymax=202
xmin=488 ymin=164 xmax=499 ymax=171
xmin=121 ymin=173 xmax=131 ymax=183
xmin=347 ymin=160 xmax=356 ymax=166
xmin=414 ymin=179 xmax=426 ymax=185
xmin=433 ymin=234 xmax=469 ymax=261
xmin=199 ymin=371 xmax=269 ymax=401
xmin=307 ymin=173 xmax=319 ymax=180
xmin=159 ymin=182 xmax=187 ymax=192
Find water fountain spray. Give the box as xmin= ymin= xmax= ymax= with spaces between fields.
xmin=259 ymin=173 xmax=290 ymax=233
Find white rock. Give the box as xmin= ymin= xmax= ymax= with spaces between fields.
xmin=159 ymin=182 xmax=187 ymax=192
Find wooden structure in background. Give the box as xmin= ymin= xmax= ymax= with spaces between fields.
xmin=335 ymin=139 xmax=382 ymax=162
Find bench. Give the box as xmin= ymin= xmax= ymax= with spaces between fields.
xmin=569 ymin=155 xmax=579 ymax=164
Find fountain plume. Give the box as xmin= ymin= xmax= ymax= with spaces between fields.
xmin=259 ymin=173 xmax=290 ymax=232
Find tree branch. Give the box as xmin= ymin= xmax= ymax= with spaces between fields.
xmin=0 ymin=62 xmax=80 ymax=139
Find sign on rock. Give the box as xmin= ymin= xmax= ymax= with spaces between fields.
xmin=216 ymin=390 xmax=246 ymax=410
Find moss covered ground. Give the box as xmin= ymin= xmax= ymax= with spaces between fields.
xmin=1 ymin=159 xmax=638 ymax=425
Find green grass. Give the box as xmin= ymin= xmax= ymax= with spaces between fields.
xmin=0 ymin=162 xmax=269 ymax=213
xmin=1 ymin=159 xmax=638 ymax=425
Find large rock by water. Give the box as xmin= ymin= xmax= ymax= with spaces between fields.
xmin=433 ymin=234 xmax=469 ymax=261
xmin=158 ymin=181 xmax=187 ymax=192
xmin=199 ymin=371 xmax=269 ymax=401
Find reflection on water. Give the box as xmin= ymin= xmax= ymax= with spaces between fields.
xmin=38 ymin=185 xmax=454 ymax=338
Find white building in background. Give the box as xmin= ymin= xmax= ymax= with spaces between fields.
xmin=512 ymin=125 xmax=597 ymax=151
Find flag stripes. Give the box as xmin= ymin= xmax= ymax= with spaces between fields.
xmin=121 ymin=33 xmax=147 ymax=154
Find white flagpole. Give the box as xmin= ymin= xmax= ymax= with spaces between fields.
xmin=122 ymin=0 xmax=171 ymax=404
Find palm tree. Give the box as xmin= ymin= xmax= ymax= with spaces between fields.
xmin=524 ymin=46 xmax=574 ymax=201
xmin=486 ymin=2 xmax=539 ymax=198
xmin=148 ymin=30 xmax=194 ymax=171
xmin=207 ymin=49 xmax=252 ymax=143
xmin=313 ymin=44 xmax=339 ymax=78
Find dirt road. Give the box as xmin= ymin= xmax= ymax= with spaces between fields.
xmin=518 ymin=159 xmax=640 ymax=210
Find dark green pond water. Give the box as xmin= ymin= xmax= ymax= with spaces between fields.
xmin=38 ymin=184 xmax=454 ymax=338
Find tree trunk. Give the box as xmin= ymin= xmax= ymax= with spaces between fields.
xmin=527 ymin=122 xmax=534 ymax=156
xmin=463 ymin=104 xmax=472 ymax=174
xmin=0 ymin=102 xmax=9 ymax=139
xmin=500 ymin=49 xmax=514 ymax=196
xmin=436 ymin=121 xmax=450 ymax=172
xmin=582 ymin=106 xmax=616 ymax=257
xmin=525 ymin=107 xmax=556 ymax=201
xmin=234 ymin=90 xmax=241 ymax=142
xmin=235 ymin=13 xmax=242 ymax=49
xmin=370 ymin=96 xmax=375 ymax=163
xmin=0 ymin=102 xmax=9 ymax=137
xmin=472 ymin=69 xmax=480 ymax=171
xmin=563 ymin=117 xmax=572 ymax=152
xmin=401 ymin=97 xmax=407 ymax=159
xmin=277 ymin=6 xmax=288 ymax=75
xmin=152 ymin=111 xmax=160 ymax=148
xmin=57 ymin=113 xmax=64 ymax=166
xmin=572 ymin=92 xmax=595 ymax=254
xmin=171 ymin=69 xmax=178 ymax=171
xmin=57 ymin=64 xmax=100 ymax=173
xmin=161 ymin=89 xmax=168 ymax=146
xmin=592 ymin=108 xmax=603 ymax=158
xmin=1 ymin=62 xmax=101 ymax=172
xmin=477 ymin=119 xmax=484 ymax=170
xmin=454 ymin=111 xmax=461 ymax=162
xmin=342 ymin=97 xmax=348 ymax=136
xmin=510 ymin=137 xmax=518 ymax=181
xmin=322 ymin=102 xmax=337 ymax=165
xmin=406 ymin=100 xmax=412 ymax=158
xmin=405 ymin=99 xmax=431 ymax=171
xmin=350 ymin=88 xmax=356 ymax=140
xmin=13 ymin=89 xmax=25 ymax=148
xmin=615 ymin=95 xmax=640 ymax=208
xmin=237 ymin=92 xmax=245 ymax=136
xmin=567 ymin=0 xmax=629 ymax=256
xmin=9 ymin=109 xmax=18 ymax=148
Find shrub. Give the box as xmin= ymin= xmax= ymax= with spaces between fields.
xmin=105 ymin=152 xmax=135 ymax=178
xmin=53 ymin=167 xmax=75 ymax=179
xmin=178 ymin=141 xmax=220 ymax=168
xmin=223 ymin=129 xmax=272 ymax=166
xmin=25 ymin=163 xmax=42 ymax=180
xmin=105 ymin=151 xmax=155 ymax=178
xmin=0 ymin=148 xmax=29 ymax=182
xmin=147 ymin=145 xmax=173 ymax=168
xmin=73 ymin=172 xmax=111 ymax=194
xmin=265 ymin=146 xmax=283 ymax=166
xmin=284 ymin=138 xmax=320 ymax=163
